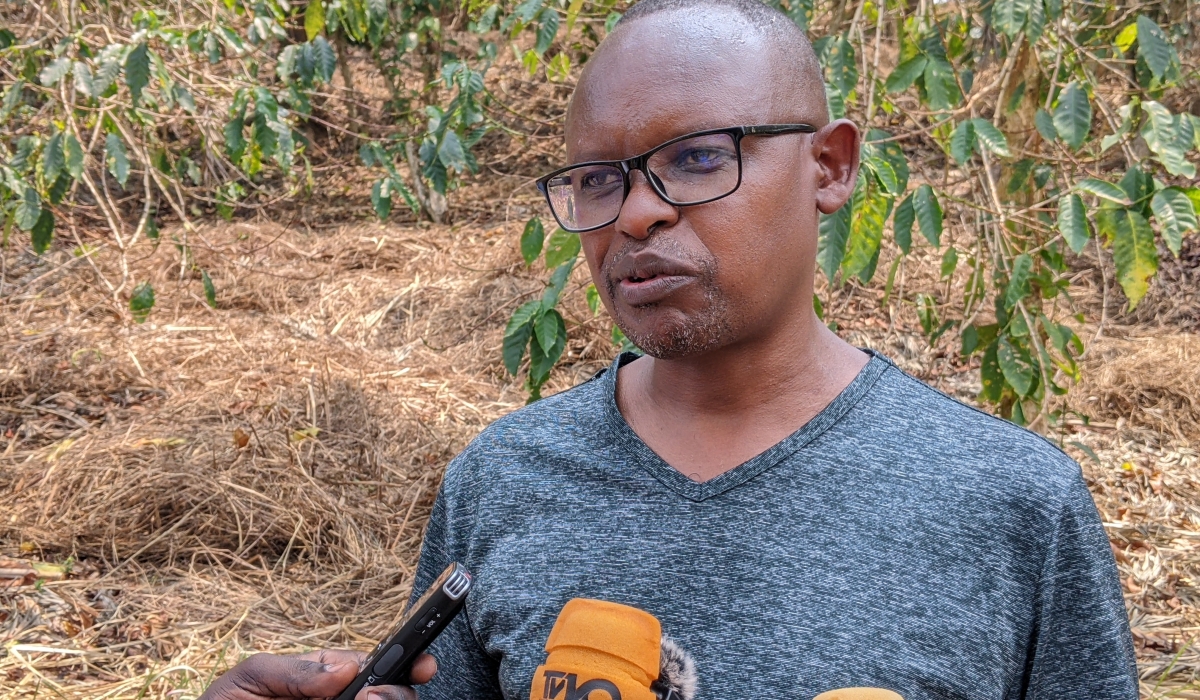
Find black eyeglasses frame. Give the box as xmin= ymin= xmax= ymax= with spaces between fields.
xmin=535 ymin=123 xmax=819 ymax=233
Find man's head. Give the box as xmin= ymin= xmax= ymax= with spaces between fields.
xmin=561 ymin=0 xmax=859 ymax=359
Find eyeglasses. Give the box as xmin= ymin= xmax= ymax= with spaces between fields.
xmin=536 ymin=124 xmax=817 ymax=233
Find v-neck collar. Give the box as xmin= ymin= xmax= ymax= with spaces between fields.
xmin=595 ymin=350 xmax=890 ymax=502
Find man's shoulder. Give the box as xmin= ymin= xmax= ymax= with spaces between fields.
xmin=866 ymin=360 xmax=1082 ymax=496
xmin=443 ymin=368 xmax=611 ymax=480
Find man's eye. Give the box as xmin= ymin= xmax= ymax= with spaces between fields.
xmin=675 ymin=148 xmax=732 ymax=171
xmin=581 ymin=171 xmax=620 ymax=189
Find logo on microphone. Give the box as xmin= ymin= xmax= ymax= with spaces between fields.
xmin=541 ymin=671 xmax=622 ymax=700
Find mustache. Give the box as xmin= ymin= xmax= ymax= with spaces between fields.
xmin=601 ymin=237 xmax=718 ymax=300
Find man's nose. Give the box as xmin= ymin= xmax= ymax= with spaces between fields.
xmin=614 ymin=169 xmax=679 ymax=239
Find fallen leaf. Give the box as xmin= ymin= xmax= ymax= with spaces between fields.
xmin=233 ymin=428 xmax=250 ymax=448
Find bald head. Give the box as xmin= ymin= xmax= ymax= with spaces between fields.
xmin=566 ymin=0 xmax=827 ymax=150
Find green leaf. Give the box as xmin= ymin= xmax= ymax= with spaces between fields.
xmin=105 ymin=133 xmax=130 ymax=187
xmin=201 ymin=270 xmax=217 ymax=308
xmin=64 ymin=133 xmax=83 ymax=180
xmin=125 ymin=43 xmax=150 ymax=105
xmin=1076 ymin=178 xmax=1130 ymax=206
xmin=997 ymin=335 xmax=1035 ymax=396
xmin=305 ymin=0 xmax=326 ymax=40
xmin=1141 ymin=101 xmax=1196 ymax=178
xmin=437 ymin=131 xmax=468 ymax=172
xmin=371 ymin=178 xmax=392 ymax=220
xmin=1150 ymin=188 xmax=1197 ymax=256
xmin=922 ymin=59 xmax=958 ymax=111
xmin=940 ymin=246 xmax=958 ymax=278
xmin=586 ymin=284 xmax=601 ymax=314
xmin=39 ymin=58 xmax=71 ymax=87
xmin=94 ymin=60 xmax=120 ymax=95
xmin=893 ymin=195 xmax=914 ymax=254
xmin=1109 ymin=208 xmax=1158 ymax=309
xmin=129 ymin=282 xmax=156 ymax=323
xmin=1115 ymin=22 xmax=1138 ymax=54
xmin=1006 ymin=158 xmax=1035 ymax=195
xmin=1052 ymin=82 xmax=1091 ymax=151
xmin=841 ymin=175 xmax=888 ymax=281
xmin=48 ymin=172 xmax=70 ymax=204
xmin=535 ymin=308 xmax=562 ymax=353
xmin=1004 ymin=253 xmax=1033 ymax=309
xmin=528 ymin=310 xmax=567 ymax=383
xmin=30 ymin=208 xmax=54 ymax=255
xmin=73 ymin=61 xmax=95 ymax=97
xmin=42 ymin=131 xmax=65 ymax=183
xmin=949 ymin=120 xmax=975 ymax=164
xmin=1118 ymin=165 xmax=1155 ymax=209
xmin=544 ymin=228 xmax=580 ymax=268
xmin=503 ymin=300 xmax=541 ymax=374
xmin=865 ymin=156 xmax=899 ymax=196
xmin=312 ymin=36 xmax=337 ymax=83
xmin=817 ymin=202 xmax=851 ymax=282
xmin=0 ymin=79 xmax=23 ymax=124
xmin=1057 ymin=194 xmax=1090 ymax=253
xmin=542 ymin=260 xmax=573 ymax=308
xmin=521 ymin=217 xmax=545 ymax=265
xmin=971 ymin=119 xmax=1011 ymax=157
xmin=992 ymin=0 xmax=1030 ymax=38
xmin=224 ymin=114 xmax=246 ymax=162
xmin=1136 ymin=15 xmax=1174 ymax=80
xmin=980 ymin=341 xmax=1004 ymax=402
xmin=913 ymin=184 xmax=942 ymax=246
xmin=16 ymin=187 xmax=41 ymax=231
xmin=823 ymin=36 xmax=858 ymax=99
xmin=535 ymin=9 xmax=560 ymax=56
xmin=885 ymin=55 xmax=927 ymax=93
xmin=1035 ymin=109 xmax=1057 ymax=143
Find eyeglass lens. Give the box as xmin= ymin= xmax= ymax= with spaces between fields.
xmin=544 ymin=132 xmax=740 ymax=231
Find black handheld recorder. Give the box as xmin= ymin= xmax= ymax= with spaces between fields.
xmin=334 ymin=563 xmax=473 ymax=700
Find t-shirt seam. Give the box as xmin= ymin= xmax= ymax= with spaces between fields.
xmin=887 ymin=366 xmax=1079 ymax=466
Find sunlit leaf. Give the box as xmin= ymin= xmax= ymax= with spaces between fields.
xmin=1035 ymin=108 xmax=1057 ymax=143
xmin=305 ymin=0 xmax=326 ymax=40
xmin=521 ymin=217 xmax=545 ymax=265
xmin=39 ymin=58 xmax=71 ymax=87
xmin=544 ymin=227 xmax=580 ymax=268
xmin=1150 ymin=187 xmax=1197 ymax=257
xmin=313 ymin=36 xmax=337 ymax=83
xmin=1075 ymin=178 xmax=1130 ymax=205
xmin=535 ymin=307 xmax=562 ymax=353
xmin=1108 ymin=207 xmax=1158 ymax=308
xmin=371 ymin=178 xmax=392 ymax=219
xmin=992 ymin=0 xmax=1030 ymax=38
xmin=842 ymin=176 xmax=890 ymax=282
xmin=971 ymin=119 xmax=1011 ymax=157
xmin=949 ymin=120 xmax=975 ymax=164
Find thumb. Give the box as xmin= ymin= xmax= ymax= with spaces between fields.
xmin=223 ymin=653 xmax=359 ymax=698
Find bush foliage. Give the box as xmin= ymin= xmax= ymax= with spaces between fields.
xmin=1 ymin=0 xmax=1197 ymax=422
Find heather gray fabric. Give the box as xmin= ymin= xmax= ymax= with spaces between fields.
xmin=408 ymin=351 xmax=1138 ymax=700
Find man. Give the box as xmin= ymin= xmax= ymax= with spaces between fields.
xmin=201 ymin=0 xmax=1138 ymax=698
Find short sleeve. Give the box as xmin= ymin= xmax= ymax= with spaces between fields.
xmin=408 ymin=470 xmax=504 ymax=700
xmin=1025 ymin=473 xmax=1138 ymax=699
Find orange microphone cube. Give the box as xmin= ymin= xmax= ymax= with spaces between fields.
xmin=530 ymin=598 xmax=663 ymax=700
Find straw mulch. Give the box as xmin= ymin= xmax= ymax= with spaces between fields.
xmin=2 ymin=216 xmax=1199 ymax=699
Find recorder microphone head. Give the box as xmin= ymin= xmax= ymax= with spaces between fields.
xmin=530 ymin=598 xmax=697 ymax=700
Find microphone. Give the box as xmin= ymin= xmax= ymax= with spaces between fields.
xmin=529 ymin=598 xmax=697 ymax=700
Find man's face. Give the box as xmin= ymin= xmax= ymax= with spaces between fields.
xmin=564 ymin=13 xmax=832 ymax=359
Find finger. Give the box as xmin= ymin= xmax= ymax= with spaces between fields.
xmin=228 ymin=653 xmax=359 ymax=698
xmin=408 ymin=654 xmax=438 ymax=685
xmin=353 ymin=685 xmax=416 ymax=700
xmin=295 ymin=649 xmax=368 ymax=673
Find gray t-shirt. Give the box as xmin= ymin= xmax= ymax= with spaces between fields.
xmin=409 ymin=351 xmax=1137 ymax=700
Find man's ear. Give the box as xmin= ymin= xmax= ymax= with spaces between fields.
xmin=811 ymin=119 xmax=861 ymax=215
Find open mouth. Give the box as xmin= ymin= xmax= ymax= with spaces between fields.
xmin=626 ymin=274 xmax=659 ymax=284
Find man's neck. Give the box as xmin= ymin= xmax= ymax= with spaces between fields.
xmin=615 ymin=312 xmax=868 ymax=482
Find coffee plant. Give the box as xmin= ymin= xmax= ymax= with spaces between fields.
xmin=3 ymin=0 xmax=1198 ymax=422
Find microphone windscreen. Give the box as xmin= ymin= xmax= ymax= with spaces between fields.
xmin=530 ymin=599 xmax=662 ymax=700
